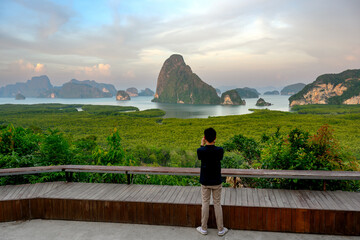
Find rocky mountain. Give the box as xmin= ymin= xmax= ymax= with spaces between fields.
xmin=256 ymin=98 xmax=272 ymax=106
xmin=221 ymin=90 xmax=246 ymax=105
xmin=70 ymin=79 xmax=117 ymax=96
xmin=57 ymin=82 xmax=113 ymax=98
xmin=235 ymin=87 xmax=260 ymax=98
xmin=126 ymin=87 xmax=138 ymax=97
xmin=152 ymin=54 xmax=220 ymax=104
xmin=281 ymin=83 xmax=306 ymax=95
xmin=0 ymin=75 xmax=53 ymax=97
xmin=289 ymin=69 xmax=360 ymax=106
xmin=116 ymin=90 xmax=130 ymax=100
xmin=264 ymin=90 xmax=280 ymax=95
xmin=138 ymin=88 xmax=154 ymax=96
xmin=39 ymin=80 xmax=113 ymax=98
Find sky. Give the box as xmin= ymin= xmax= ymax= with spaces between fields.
xmin=0 ymin=0 xmax=359 ymax=91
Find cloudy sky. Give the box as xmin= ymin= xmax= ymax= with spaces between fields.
xmin=0 ymin=0 xmax=359 ymax=90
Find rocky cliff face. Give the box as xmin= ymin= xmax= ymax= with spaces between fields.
xmin=152 ymin=54 xmax=220 ymax=104
xmin=289 ymin=69 xmax=360 ymax=106
xmin=116 ymin=90 xmax=130 ymax=101
xmin=221 ymin=90 xmax=246 ymax=105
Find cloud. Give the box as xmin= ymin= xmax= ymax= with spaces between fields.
xmin=122 ymin=70 xmax=136 ymax=79
xmin=34 ymin=63 xmax=45 ymax=72
xmin=0 ymin=0 xmax=360 ymax=89
xmin=11 ymin=0 xmax=72 ymax=39
xmin=77 ymin=63 xmax=111 ymax=78
xmin=8 ymin=59 xmax=46 ymax=73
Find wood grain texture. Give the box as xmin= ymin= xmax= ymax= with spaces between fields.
xmin=0 ymin=182 xmax=359 ymax=235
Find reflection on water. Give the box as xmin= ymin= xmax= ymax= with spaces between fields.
xmin=0 ymin=95 xmax=290 ymax=119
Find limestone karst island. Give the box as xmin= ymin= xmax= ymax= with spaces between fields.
xmin=152 ymin=54 xmax=246 ymax=105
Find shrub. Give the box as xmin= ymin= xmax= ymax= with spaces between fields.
xmin=223 ymin=134 xmax=260 ymax=165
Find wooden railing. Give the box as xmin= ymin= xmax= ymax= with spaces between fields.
xmin=1 ymin=165 xmax=359 ymax=187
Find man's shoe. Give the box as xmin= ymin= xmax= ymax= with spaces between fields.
xmin=196 ymin=226 xmax=208 ymax=235
xmin=218 ymin=227 xmax=228 ymax=236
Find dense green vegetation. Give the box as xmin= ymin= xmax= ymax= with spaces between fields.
xmin=0 ymin=104 xmax=359 ymax=190
xmin=291 ymin=104 xmax=360 ymax=114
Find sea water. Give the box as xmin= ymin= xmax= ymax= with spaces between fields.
xmin=0 ymin=95 xmax=291 ymax=119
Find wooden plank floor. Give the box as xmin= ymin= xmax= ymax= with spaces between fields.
xmin=0 ymin=182 xmax=359 ymax=235
xmin=1 ymin=182 xmax=358 ymax=211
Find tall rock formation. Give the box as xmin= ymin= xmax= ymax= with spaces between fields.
xmin=152 ymin=54 xmax=220 ymax=104
xmin=221 ymin=90 xmax=246 ymax=105
xmin=289 ymin=69 xmax=360 ymax=106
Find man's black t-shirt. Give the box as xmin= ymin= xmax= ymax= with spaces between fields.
xmin=197 ymin=145 xmax=224 ymax=186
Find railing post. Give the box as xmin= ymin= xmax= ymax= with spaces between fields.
xmin=233 ymin=177 xmax=237 ymax=188
xmin=65 ymin=171 xmax=73 ymax=182
xmin=323 ymin=180 xmax=326 ymax=191
xmin=126 ymin=171 xmax=132 ymax=185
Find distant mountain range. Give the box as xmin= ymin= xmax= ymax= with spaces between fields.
xmin=281 ymin=83 xmax=306 ymax=95
xmin=0 ymin=75 xmax=154 ymax=99
xmin=0 ymin=75 xmax=53 ymax=98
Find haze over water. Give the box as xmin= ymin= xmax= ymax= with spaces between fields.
xmin=0 ymin=95 xmax=290 ymax=119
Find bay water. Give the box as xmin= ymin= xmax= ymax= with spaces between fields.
xmin=0 ymin=95 xmax=291 ymax=119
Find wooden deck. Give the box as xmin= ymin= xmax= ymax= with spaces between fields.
xmin=0 ymin=182 xmax=359 ymax=235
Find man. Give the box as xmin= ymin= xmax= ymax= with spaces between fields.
xmin=196 ymin=127 xmax=228 ymax=236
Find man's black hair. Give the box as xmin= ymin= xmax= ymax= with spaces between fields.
xmin=204 ymin=127 xmax=216 ymax=143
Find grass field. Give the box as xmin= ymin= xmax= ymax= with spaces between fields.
xmin=0 ymin=104 xmax=359 ymax=160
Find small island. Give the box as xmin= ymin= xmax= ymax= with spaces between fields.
xmin=138 ymin=88 xmax=154 ymax=96
xmin=264 ymin=90 xmax=280 ymax=95
xmin=221 ymin=90 xmax=246 ymax=105
xmin=126 ymin=87 xmax=138 ymax=97
xmin=15 ymin=93 xmax=26 ymax=100
xmin=116 ymin=90 xmax=131 ymax=101
xmin=256 ymin=98 xmax=272 ymax=106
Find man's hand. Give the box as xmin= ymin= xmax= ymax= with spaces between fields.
xmin=201 ymin=137 xmax=206 ymax=146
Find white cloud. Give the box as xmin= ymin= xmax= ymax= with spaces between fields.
xmin=8 ymin=59 xmax=46 ymax=73
xmin=0 ymin=0 xmax=360 ymax=88
xmin=76 ymin=63 xmax=111 ymax=79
